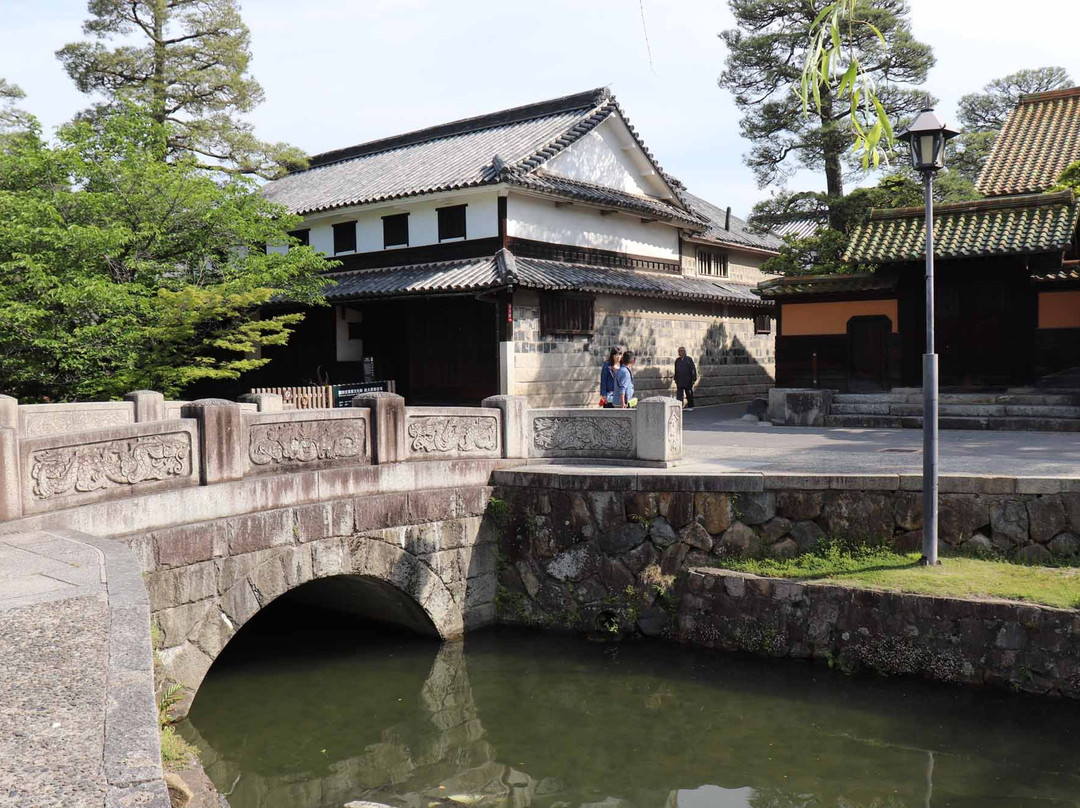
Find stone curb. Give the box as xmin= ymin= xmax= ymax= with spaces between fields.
xmin=48 ymin=528 xmax=171 ymax=808
xmin=491 ymin=469 xmax=1080 ymax=495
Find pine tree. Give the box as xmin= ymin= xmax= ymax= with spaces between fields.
xmin=57 ymin=0 xmax=304 ymax=178
xmin=952 ymin=67 xmax=1073 ymax=186
xmin=719 ymin=0 xmax=934 ymax=227
xmin=0 ymin=78 xmax=31 ymax=133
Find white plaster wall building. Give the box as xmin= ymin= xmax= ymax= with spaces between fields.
xmin=250 ymin=88 xmax=780 ymax=407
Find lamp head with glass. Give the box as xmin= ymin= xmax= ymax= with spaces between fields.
xmin=898 ymin=108 xmax=961 ymax=172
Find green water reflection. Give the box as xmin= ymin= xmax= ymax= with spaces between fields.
xmin=182 ymin=603 xmax=1080 ymax=808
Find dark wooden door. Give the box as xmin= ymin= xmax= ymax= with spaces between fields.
xmin=405 ymin=298 xmax=498 ymax=404
xmin=848 ymin=315 xmax=891 ymax=391
xmin=936 ymin=266 xmax=1034 ymax=387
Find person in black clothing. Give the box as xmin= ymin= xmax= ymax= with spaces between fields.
xmin=674 ymin=347 xmax=697 ymax=410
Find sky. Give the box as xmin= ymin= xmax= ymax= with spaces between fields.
xmin=2 ymin=0 xmax=1078 ymax=217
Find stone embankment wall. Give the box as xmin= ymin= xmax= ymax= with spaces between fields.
xmin=681 ymin=568 xmax=1080 ymax=700
xmin=494 ymin=473 xmax=1080 ymax=597
xmin=492 ymin=470 xmax=1080 ymax=698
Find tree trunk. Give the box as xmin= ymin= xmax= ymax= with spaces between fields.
xmin=151 ymin=0 xmax=167 ymax=127
xmin=819 ymin=90 xmax=846 ymax=231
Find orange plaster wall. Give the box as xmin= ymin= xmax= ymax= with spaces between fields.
xmin=1038 ymin=291 xmax=1080 ymax=329
xmin=781 ymin=299 xmax=899 ymax=337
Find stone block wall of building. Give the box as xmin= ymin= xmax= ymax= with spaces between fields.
xmin=511 ymin=290 xmax=774 ymax=408
xmin=679 ymin=242 xmax=774 ymax=286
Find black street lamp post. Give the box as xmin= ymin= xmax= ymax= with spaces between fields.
xmin=898 ymin=108 xmax=961 ymax=566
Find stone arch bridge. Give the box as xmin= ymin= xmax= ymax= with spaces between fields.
xmin=0 ymin=390 xmax=681 ymax=705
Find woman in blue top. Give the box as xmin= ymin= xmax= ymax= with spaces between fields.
xmin=616 ymin=351 xmax=636 ymax=408
xmin=599 ymin=346 xmax=623 ymax=407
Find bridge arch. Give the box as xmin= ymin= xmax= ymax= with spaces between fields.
xmin=151 ymin=510 xmax=480 ymax=707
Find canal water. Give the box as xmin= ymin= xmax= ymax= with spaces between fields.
xmin=182 ymin=599 xmax=1080 ymax=808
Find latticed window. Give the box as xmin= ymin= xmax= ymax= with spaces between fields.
xmin=540 ymin=293 xmax=594 ymax=336
xmin=697 ymin=249 xmax=728 ymax=277
xmin=755 ymin=313 xmax=772 ymax=334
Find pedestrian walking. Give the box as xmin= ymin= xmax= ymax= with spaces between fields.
xmin=616 ymin=351 xmax=637 ymax=408
xmin=599 ymin=347 xmax=623 ymax=408
xmin=674 ymin=347 xmax=697 ymax=410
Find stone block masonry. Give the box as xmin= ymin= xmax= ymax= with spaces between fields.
xmin=511 ymin=290 xmax=774 ymax=408
xmin=680 ymin=568 xmax=1080 ymax=700
xmin=493 ymin=470 xmax=1080 ymax=699
xmin=494 ymin=472 xmax=1080 ymax=564
xmin=136 ymin=484 xmax=500 ymax=709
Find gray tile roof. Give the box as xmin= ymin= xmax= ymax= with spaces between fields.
xmin=516 ymin=171 xmax=706 ymax=227
xmin=323 ymin=249 xmax=770 ymax=308
xmin=325 ymin=257 xmax=500 ymax=301
xmin=772 ymin=217 xmax=826 ymax=240
xmin=757 ymin=273 xmax=898 ymax=299
xmin=262 ymin=88 xmax=699 ymax=225
xmin=682 ymin=192 xmax=783 ymax=253
xmin=508 ymin=253 xmax=770 ymax=307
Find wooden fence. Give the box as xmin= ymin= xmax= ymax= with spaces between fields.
xmin=251 ymin=386 xmax=332 ymax=409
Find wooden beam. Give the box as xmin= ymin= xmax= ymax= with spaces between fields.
xmin=554 ymin=201 xmax=573 ymax=208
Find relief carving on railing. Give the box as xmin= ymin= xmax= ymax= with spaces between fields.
xmin=29 ymin=433 xmax=192 ymax=500
xmin=407 ymin=416 xmax=499 ymax=454
xmin=668 ymin=408 xmax=682 ymax=453
xmin=248 ymin=419 xmax=367 ymax=466
xmin=533 ymin=416 xmax=634 ymax=453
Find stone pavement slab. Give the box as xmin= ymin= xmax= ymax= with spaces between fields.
xmin=680 ymin=404 xmax=1080 ymax=478
xmin=0 ymin=533 xmax=102 ymax=611
xmin=0 ymin=593 xmax=110 ymax=808
xmin=0 ymin=530 xmax=169 ymax=808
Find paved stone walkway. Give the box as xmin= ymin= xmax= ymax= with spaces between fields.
xmin=681 ymin=403 xmax=1080 ymax=478
xmin=0 ymin=532 xmax=110 ymax=808
xmin=0 ymin=530 xmax=168 ymax=808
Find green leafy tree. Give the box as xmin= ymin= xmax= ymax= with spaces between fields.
xmin=0 ymin=105 xmax=332 ymax=401
xmin=1053 ymin=160 xmax=1080 ymax=193
xmin=952 ymin=67 xmax=1073 ymax=185
xmin=720 ymin=0 xmax=934 ymax=227
xmin=57 ymin=0 xmax=305 ymax=178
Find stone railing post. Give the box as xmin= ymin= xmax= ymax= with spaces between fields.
xmin=352 ymin=392 xmax=405 ymax=464
xmin=238 ymin=392 xmax=283 ymax=413
xmin=635 ymin=396 xmax=683 ymax=463
xmin=124 ymin=390 xmax=164 ymax=422
xmin=181 ymin=399 xmax=244 ymax=485
xmin=0 ymin=395 xmax=19 ymax=521
xmin=0 ymin=394 xmax=16 ymax=431
xmin=481 ymin=394 xmax=528 ymax=459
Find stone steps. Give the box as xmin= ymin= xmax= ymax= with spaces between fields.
xmin=833 ymin=392 xmax=1080 ymax=406
xmin=830 ymin=403 xmax=1080 ymax=418
xmin=826 ymin=407 xmax=1080 ymax=432
xmin=825 ymin=389 xmax=1080 ymax=431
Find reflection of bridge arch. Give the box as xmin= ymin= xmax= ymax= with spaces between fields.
xmin=185 ymin=642 xmax=543 ymax=808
